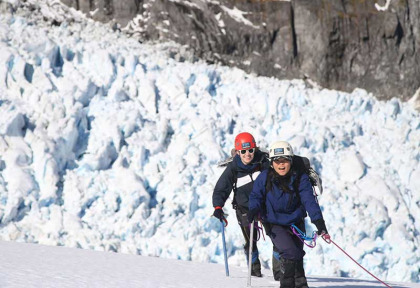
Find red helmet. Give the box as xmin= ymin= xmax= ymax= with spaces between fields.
xmin=234 ymin=132 xmax=256 ymax=151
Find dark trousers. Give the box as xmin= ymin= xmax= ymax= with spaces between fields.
xmin=268 ymin=222 xmax=306 ymax=260
xmin=235 ymin=207 xmax=261 ymax=275
xmin=236 ymin=207 xmax=262 ymax=277
xmin=235 ymin=207 xmax=259 ymax=255
xmin=267 ymin=222 xmax=309 ymax=287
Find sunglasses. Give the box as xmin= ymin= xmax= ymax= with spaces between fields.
xmin=240 ymin=148 xmax=255 ymax=154
xmin=272 ymin=156 xmax=292 ymax=162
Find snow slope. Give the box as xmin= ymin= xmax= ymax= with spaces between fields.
xmin=1 ymin=240 xmax=417 ymax=288
xmin=0 ymin=0 xmax=419 ymax=283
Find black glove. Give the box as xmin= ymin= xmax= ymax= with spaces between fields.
xmin=313 ymin=219 xmax=328 ymax=235
xmin=213 ymin=207 xmax=225 ymax=221
xmin=247 ymin=208 xmax=260 ymax=223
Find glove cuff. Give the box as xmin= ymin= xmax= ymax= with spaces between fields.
xmin=314 ymin=219 xmax=328 ymax=234
xmin=215 ymin=206 xmax=223 ymax=210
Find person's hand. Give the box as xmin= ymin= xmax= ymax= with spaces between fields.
xmin=313 ymin=219 xmax=328 ymax=235
xmin=247 ymin=208 xmax=260 ymax=223
xmin=213 ymin=207 xmax=225 ymax=221
xmin=322 ymin=233 xmax=331 ymax=243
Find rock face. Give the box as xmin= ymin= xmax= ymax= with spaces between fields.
xmin=61 ymin=0 xmax=419 ymax=100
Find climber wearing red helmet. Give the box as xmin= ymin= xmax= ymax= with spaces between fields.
xmin=212 ymin=132 xmax=269 ymax=278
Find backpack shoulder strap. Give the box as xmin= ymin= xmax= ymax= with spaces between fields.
xmin=232 ymin=172 xmax=238 ymax=193
xmin=229 ymin=160 xmax=239 ymax=209
xmin=292 ymin=170 xmax=302 ymax=203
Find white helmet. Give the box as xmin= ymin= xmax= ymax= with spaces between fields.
xmin=269 ymin=141 xmax=294 ymax=160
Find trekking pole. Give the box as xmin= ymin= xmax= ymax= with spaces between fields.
xmin=247 ymin=220 xmax=254 ymax=287
xmin=221 ymin=220 xmax=230 ymax=277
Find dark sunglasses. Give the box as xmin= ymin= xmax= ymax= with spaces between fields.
xmin=240 ymin=148 xmax=255 ymax=154
xmin=272 ymin=156 xmax=292 ymax=162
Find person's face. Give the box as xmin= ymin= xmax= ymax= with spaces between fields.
xmin=237 ymin=148 xmax=255 ymax=165
xmin=272 ymin=157 xmax=291 ymax=176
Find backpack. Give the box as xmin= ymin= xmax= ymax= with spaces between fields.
xmin=288 ymin=155 xmax=323 ymax=196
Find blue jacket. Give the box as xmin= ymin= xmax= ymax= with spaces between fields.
xmin=249 ymin=169 xmax=323 ymax=226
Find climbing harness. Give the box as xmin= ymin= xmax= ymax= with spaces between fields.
xmin=291 ymin=224 xmax=318 ymax=248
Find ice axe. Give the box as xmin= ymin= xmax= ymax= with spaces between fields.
xmin=247 ymin=220 xmax=254 ymax=287
xmin=221 ymin=218 xmax=229 ymax=277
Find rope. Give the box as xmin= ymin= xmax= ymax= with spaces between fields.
xmin=290 ymin=228 xmax=393 ymax=287
xmin=321 ymin=234 xmax=393 ymax=288
xmin=255 ymin=220 xmax=265 ymax=241
xmin=249 ymin=220 xmax=265 ymax=242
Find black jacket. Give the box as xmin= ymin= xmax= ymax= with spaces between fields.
xmin=212 ymin=150 xmax=269 ymax=211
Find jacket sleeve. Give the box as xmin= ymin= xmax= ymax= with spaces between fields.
xmin=298 ymin=173 xmax=323 ymax=222
xmin=248 ymin=170 xmax=268 ymax=212
xmin=212 ymin=164 xmax=235 ymax=208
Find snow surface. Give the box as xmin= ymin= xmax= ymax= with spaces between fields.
xmin=0 ymin=0 xmax=419 ymax=284
xmin=220 ymin=6 xmax=260 ymax=29
xmin=375 ymin=0 xmax=392 ymax=11
xmin=1 ymin=240 xmax=418 ymax=288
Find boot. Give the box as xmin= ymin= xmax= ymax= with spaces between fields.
xmin=272 ymin=250 xmax=281 ymax=281
xmin=251 ymin=259 xmax=262 ymax=277
xmin=295 ymin=259 xmax=309 ymax=288
xmin=246 ymin=250 xmax=262 ymax=277
xmin=279 ymin=258 xmax=296 ymax=288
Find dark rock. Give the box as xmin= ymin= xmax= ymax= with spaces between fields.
xmin=62 ymin=0 xmax=420 ymax=101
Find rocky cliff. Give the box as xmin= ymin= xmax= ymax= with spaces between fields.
xmin=60 ymin=0 xmax=420 ymax=100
